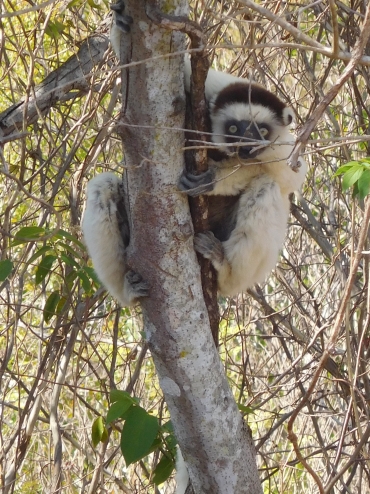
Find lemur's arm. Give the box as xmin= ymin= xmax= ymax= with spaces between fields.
xmin=178 ymin=158 xmax=263 ymax=197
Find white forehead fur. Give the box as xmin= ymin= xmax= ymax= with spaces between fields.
xmin=212 ymin=102 xmax=279 ymax=127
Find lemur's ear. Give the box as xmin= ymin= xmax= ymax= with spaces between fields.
xmin=282 ymin=107 xmax=295 ymax=126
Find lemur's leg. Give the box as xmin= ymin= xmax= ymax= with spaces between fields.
xmin=194 ymin=231 xmax=231 ymax=292
xmin=82 ymin=172 xmax=148 ymax=307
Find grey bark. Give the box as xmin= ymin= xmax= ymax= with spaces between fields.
xmin=118 ymin=1 xmax=262 ymax=492
xmin=0 ymin=3 xmax=263 ymax=491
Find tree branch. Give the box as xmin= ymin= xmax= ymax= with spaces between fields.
xmin=0 ymin=35 xmax=109 ymax=141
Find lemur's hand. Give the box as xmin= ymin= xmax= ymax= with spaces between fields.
xmin=178 ymin=168 xmax=216 ymax=197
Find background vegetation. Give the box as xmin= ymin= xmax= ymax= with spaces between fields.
xmin=1 ymin=0 xmax=370 ymax=492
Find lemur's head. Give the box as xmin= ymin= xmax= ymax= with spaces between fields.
xmin=209 ymin=82 xmax=294 ymax=161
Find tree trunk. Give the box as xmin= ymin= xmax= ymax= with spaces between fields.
xmin=118 ymin=1 xmax=262 ymax=492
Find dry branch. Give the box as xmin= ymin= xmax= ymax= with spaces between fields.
xmin=0 ymin=35 xmax=109 ymax=141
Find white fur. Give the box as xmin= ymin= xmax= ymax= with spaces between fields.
xmin=82 ymin=173 xmax=137 ymax=307
xmin=101 ymin=45 xmax=307 ymax=298
xmin=184 ymin=57 xmax=245 ymax=101
xmin=110 ymin=22 xmax=121 ymax=58
xmin=202 ymin=152 xmax=307 ymax=296
xmin=212 ymin=176 xmax=289 ymax=295
xmin=184 ymin=60 xmax=307 ymax=295
xmin=210 ymin=101 xmax=294 ymax=159
xmin=175 ymin=447 xmax=189 ymax=494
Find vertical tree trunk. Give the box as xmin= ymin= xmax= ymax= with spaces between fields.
xmin=117 ymin=1 xmax=262 ymax=492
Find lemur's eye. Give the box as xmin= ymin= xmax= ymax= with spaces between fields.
xmin=228 ymin=125 xmax=238 ymax=134
xmin=259 ymin=127 xmax=269 ymax=137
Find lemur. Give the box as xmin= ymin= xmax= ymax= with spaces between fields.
xmin=81 ymin=1 xmax=307 ymax=305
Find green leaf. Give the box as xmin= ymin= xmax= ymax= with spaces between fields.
xmin=152 ymin=455 xmax=175 ymax=485
xmin=148 ymin=437 xmax=162 ymax=453
xmin=35 ymin=255 xmax=57 ymax=285
xmin=355 ymin=158 xmax=370 ymax=167
xmin=43 ymin=291 xmax=60 ymax=323
xmin=45 ymin=20 xmax=66 ymax=38
xmin=87 ymin=0 xmax=102 ymax=8
xmin=83 ymin=266 xmax=100 ymax=284
xmin=341 ymin=166 xmax=364 ymax=191
xmin=13 ymin=226 xmax=46 ymax=244
xmin=238 ymin=404 xmax=255 ymax=415
xmin=120 ymin=406 xmax=159 ymax=466
xmin=333 ymin=163 xmax=357 ymax=176
xmin=60 ymin=253 xmax=79 ymax=269
xmin=92 ymin=416 xmax=108 ymax=447
xmin=68 ymin=0 xmax=83 ymax=7
xmin=357 ymin=169 xmax=370 ymax=199
xmin=0 ymin=260 xmax=13 ymax=281
xmin=160 ymin=420 xmax=174 ymax=434
xmin=28 ymin=246 xmax=53 ymax=265
xmin=56 ymin=295 xmax=67 ymax=315
xmin=164 ymin=433 xmax=177 ymax=451
xmin=110 ymin=389 xmax=137 ymax=405
xmin=57 ymin=241 xmax=83 ymax=259
xmin=66 ymin=270 xmax=78 ymax=288
xmin=106 ymin=400 xmax=133 ymax=425
xmin=54 ymin=230 xmax=85 ymax=249
xmin=77 ymin=270 xmax=92 ymax=293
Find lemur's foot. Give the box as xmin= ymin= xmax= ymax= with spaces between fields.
xmin=110 ymin=1 xmax=133 ymax=33
xmin=194 ymin=231 xmax=224 ymax=265
xmin=125 ymin=270 xmax=149 ymax=299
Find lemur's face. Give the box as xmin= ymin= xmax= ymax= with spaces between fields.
xmin=215 ymin=112 xmax=272 ymax=159
xmin=209 ymin=82 xmax=294 ymax=161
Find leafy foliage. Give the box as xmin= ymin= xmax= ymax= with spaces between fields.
xmin=0 ymin=259 xmax=13 ymax=281
xmin=2 ymin=0 xmax=370 ymax=492
xmin=94 ymin=390 xmax=177 ymax=484
xmin=335 ymin=158 xmax=370 ymax=200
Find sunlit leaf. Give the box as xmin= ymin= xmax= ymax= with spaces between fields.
xmin=333 ymin=163 xmax=358 ymax=176
xmin=92 ymin=416 xmax=108 ymax=447
xmin=67 ymin=0 xmax=83 ymax=7
xmin=341 ymin=166 xmax=364 ymax=191
xmin=13 ymin=227 xmax=46 ymax=244
xmin=238 ymin=404 xmax=255 ymax=415
xmin=87 ymin=0 xmax=102 ymax=8
xmin=45 ymin=20 xmax=66 ymax=38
